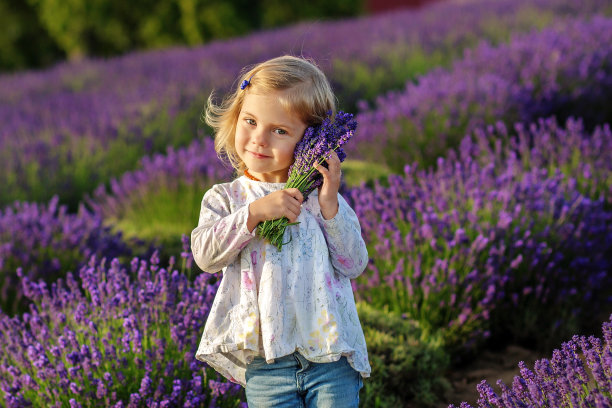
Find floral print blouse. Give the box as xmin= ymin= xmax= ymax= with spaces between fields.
xmin=191 ymin=176 xmax=371 ymax=386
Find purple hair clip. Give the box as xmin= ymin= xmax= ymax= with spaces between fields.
xmin=240 ymin=75 xmax=254 ymax=90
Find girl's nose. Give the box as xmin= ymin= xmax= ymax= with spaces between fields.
xmin=251 ymin=128 xmax=268 ymax=146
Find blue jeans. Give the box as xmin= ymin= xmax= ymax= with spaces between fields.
xmin=245 ymin=352 xmax=363 ymax=408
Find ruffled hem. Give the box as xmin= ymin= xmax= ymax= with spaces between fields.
xmin=196 ymin=342 xmax=371 ymax=387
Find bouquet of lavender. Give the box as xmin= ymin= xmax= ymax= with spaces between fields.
xmin=257 ymin=111 xmax=357 ymax=250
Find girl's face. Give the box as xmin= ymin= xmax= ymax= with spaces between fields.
xmin=235 ymin=90 xmax=307 ymax=183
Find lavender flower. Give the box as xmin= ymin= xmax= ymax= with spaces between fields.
xmin=0 ymin=253 xmax=245 ymax=407
xmin=449 ymin=315 xmax=612 ymax=408
xmin=0 ymin=196 xmax=131 ymax=315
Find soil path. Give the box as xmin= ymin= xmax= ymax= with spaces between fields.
xmin=439 ymin=345 xmax=543 ymax=407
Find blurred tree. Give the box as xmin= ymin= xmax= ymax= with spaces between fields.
xmin=178 ymin=0 xmax=253 ymax=44
xmin=0 ymin=0 xmax=364 ymax=72
xmin=25 ymin=0 xmax=89 ymax=60
xmin=260 ymin=0 xmax=363 ymax=27
xmin=0 ymin=0 xmax=63 ymax=71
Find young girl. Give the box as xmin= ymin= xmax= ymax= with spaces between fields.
xmin=191 ymin=55 xmax=370 ymax=407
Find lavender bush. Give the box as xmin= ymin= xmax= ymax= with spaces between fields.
xmin=458 ymin=117 xmax=612 ymax=206
xmin=353 ymin=15 xmax=612 ymax=172
xmin=347 ymin=118 xmax=612 ymax=354
xmin=449 ymin=314 xmax=612 ymax=408
xmin=1 ymin=0 xmax=609 ymax=208
xmin=0 ymin=247 xmax=246 ymax=407
xmin=86 ymin=137 xmax=232 ymax=260
xmin=87 ymin=138 xmax=231 ymax=219
xmin=0 ymin=196 xmax=132 ymax=315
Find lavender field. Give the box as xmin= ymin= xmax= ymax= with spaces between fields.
xmin=1 ymin=0 xmax=612 ymax=407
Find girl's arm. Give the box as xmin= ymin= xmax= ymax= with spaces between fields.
xmin=191 ymin=185 xmax=256 ymax=273
xmin=318 ymin=194 xmax=369 ymax=279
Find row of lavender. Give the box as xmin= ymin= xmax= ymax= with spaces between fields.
xmin=350 ymin=14 xmax=612 ymax=172
xmin=1 ymin=246 xmax=608 ymax=407
xmin=0 ymin=138 xmax=230 ymax=315
xmin=0 ymin=250 xmax=246 ymax=408
xmin=449 ymin=315 xmax=612 ymax=407
xmin=1 ymin=0 xmax=609 ymax=209
xmin=0 ymin=198 xmax=133 ymax=315
xmin=348 ymin=117 xmax=612 ymax=354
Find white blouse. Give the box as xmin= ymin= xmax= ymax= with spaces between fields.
xmin=191 ymin=176 xmax=371 ymax=386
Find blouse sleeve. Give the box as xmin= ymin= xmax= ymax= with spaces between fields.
xmin=191 ymin=184 xmax=257 ymax=273
xmin=317 ymin=194 xmax=369 ymax=279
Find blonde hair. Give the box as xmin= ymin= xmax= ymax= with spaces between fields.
xmin=204 ymin=55 xmax=336 ymax=173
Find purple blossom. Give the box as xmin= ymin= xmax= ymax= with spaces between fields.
xmin=127 ymin=393 xmax=141 ymax=408
xmin=257 ymin=111 xmax=357 ymax=250
xmin=0 ymin=253 xmax=245 ymax=407
xmin=69 ymin=399 xmax=82 ymax=408
xmin=0 ymin=196 xmax=131 ymax=314
xmin=450 ymin=315 xmax=612 ymax=408
xmin=288 ymin=111 xmax=357 ymax=197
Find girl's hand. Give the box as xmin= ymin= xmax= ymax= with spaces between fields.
xmin=247 ymin=188 xmax=304 ymax=232
xmin=314 ymin=150 xmax=341 ymax=220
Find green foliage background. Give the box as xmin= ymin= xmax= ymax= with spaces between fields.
xmin=0 ymin=0 xmax=364 ymax=72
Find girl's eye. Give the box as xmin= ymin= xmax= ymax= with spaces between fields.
xmin=245 ymin=118 xmax=256 ymax=126
xmin=274 ymin=128 xmax=287 ymax=135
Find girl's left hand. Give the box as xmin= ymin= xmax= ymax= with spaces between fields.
xmin=314 ymin=150 xmax=341 ymax=220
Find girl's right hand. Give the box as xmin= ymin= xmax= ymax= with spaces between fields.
xmin=246 ymin=188 xmax=304 ymax=232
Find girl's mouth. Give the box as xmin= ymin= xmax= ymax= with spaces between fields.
xmin=249 ymin=151 xmax=270 ymax=159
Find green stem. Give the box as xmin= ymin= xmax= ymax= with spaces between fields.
xmin=258 ymin=144 xmax=343 ymax=249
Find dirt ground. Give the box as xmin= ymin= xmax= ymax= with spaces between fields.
xmin=439 ymin=345 xmax=543 ymax=407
